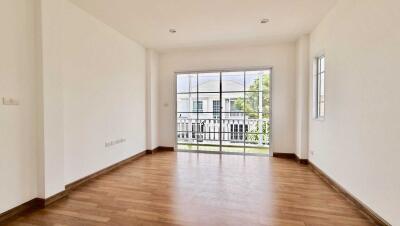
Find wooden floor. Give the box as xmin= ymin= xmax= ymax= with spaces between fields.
xmin=7 ymin=152 xmax=374 ymax=226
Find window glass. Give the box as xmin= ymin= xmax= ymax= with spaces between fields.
xmin=222 ymin=71 xmax=244 ymax=92
xmin=192 ymin=101 xmax=203 ymax=112
xmin=176 ymin=69 xmax=271 ymax=155
xmin=198 ymin=73 xmax=220 ymax=92
xmin=315 ymin=56 xmax=326 ymax=119
xmin=177 ymin=74 xmax=196 ymax=93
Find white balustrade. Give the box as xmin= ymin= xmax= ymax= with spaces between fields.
xmin=177 ymin=118 xmax=269 ymax=145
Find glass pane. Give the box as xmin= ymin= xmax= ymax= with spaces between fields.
xmin=198 ymin=93 xmax=220 ymax=114
xmin=177 ymin=130 xmax=197 ymax=144
xmin=196 ymin=112 xmax=220 ymax=151
xmin=198 ymin=113 xmax=220 ymax=145
xmin=245 ymin=92 xmax=267 ymax=112
xmin=262 ymin=72 xmax=271 ymax=94
xmin=213 ymin=100 xmax=221 ymax=119
xmin=222 ymin=144 xmax=244 ymax=153
xmin=177 ymin=73 xmax=197 ymax=93
xmin=245 ymin=71 xmax=262 ymax=91
xmin=198 ymin=115 xmax=219 ymax=137
xmin=177 ymin=144 xmax=198 ymax=151
xmin=222 ymin=131 xmax=244 ymax=153
xmin=320 ymin=56 xmax=325 ymax=72
xmin=177 ymin=113 xmax=196 ymax=131
xmin=221 ymin=111 xmax=244 ymax=147
xmin=176 ymin=111 xmax=197 ymax=145
xmin=222 ymin=92 xmax=244 ymax=114
xmin=245 ymin=113 xmax=268 ymax=133
xmin=198 ymin=145 xmax=220 ymax=152
xmin=244 ymin=92 xmax=269 ymax=113
xmin=222 ymin=71 xmax=244 ymax=92
xmin=245 ymin=70 xmax=271 ymax=92
xmin=320 ymin=72 xmax=325 ymax=96
xmin=177 ymin=93 xmax=197 ymax=113
xmin=320 ymin=101 xmax=325 ymax=117
xmin=245 ymin=146 xmax=269 ymax=155
xmin=192 ymin=100 xmax=203 ymax=113
xmin=319 ymin=72 xmax=325 ymax=118
xmin=198 ymin=72 xmax=220 ymax=92
xmin=245 ymin=133 xmax=269 ymax=154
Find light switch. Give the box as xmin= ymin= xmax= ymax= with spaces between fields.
xmin=2 ymin=97 xmax=19 ymax=106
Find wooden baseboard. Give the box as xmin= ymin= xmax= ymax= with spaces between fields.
xmin=65 ymin=150 xmax=147 ymax=191
xmin=272 ymin=152 xmax=296 ymax=159
xmin=273 ymin=152 xmax=309 ymax=165
xmin=0 ymin=198 xmax=42 ymax=225
xmin=308 ymin=162 xmax=390 ymax=226
xmin=39 ymin=190 xmax=68 ymax=207
xmin=297 ymin=158 xmax=309 ymax=164
xmin=294 ymin=155 xmax=309 ymax=165
xmin=147 ymin=146 xmax=174 ymax=154
xmin=155 ymin=146 xmax=174 ymax=152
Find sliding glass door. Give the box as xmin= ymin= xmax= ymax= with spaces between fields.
xmin=176 ymin=69 xmax=271 ymax=156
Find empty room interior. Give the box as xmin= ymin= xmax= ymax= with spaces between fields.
xmin=1 ymin=0 xmax=399 ymax=225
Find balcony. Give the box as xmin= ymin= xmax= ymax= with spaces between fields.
xmin=177 ymin=117 xmax=270 ymax=155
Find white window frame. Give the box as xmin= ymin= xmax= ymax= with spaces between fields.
xmin=313 ymin=55 xmax=326 ymax=120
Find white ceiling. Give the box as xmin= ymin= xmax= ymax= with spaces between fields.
xmin=70 ymin=0 xmax=337 ymax=52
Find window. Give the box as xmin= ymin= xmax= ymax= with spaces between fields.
xmin=192 ymin=101 xmax=203 ymax=112
xmin=227 ymin=98 xmax=242 ymax=117
xmin=229 ymin=99 xmax=238 ymax=111
xmin=212 ymin=100 xmax=220 ymax=119
xmin=314 ymin=55 xmax=325 ymax=119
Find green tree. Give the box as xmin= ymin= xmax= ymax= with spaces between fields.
xmin=234 ymin=73 xmax=270 ymax=116
xmin=233 ymin=73 xmax=271 ymax=143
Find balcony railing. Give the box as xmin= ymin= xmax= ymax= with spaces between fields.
xmin=177 ymin=118 xmax=270 ymax=145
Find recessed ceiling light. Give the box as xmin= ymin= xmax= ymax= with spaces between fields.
xmin=169 ymin=29 xmax=177 ymax=33
xmin=260 ymin=18 xmax=270 ymax=24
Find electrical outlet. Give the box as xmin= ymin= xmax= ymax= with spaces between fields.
xmin=105 ymin=138 xmax=126 ymax=148
xmin=2 ymin=97 xmax=19 ymax=106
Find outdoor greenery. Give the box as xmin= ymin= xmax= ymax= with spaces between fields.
xmin=234 ymin=74 xmax=271 ymax=117
xmin=233 ymin=73 xmax=271 ymax=142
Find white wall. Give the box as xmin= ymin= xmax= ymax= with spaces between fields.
xmin=1 ymin=0 xmax=148 ymax=211
xmin=309 ymin=0 xmax=400 ymax=224
xmin=0 ymin=0 xmax=40 ymax=212
xmin=295 ymin=35 xmax=310 ymax=159
xmin=159 ymin=44 xmax=297 ymax=154
xmin=41 ymin=0 xmax=147 ymax=185
xmin=39 ymin=0 xmax=66 ymax=198
xmin=146 ymin=49 xmax=160 ymax=150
